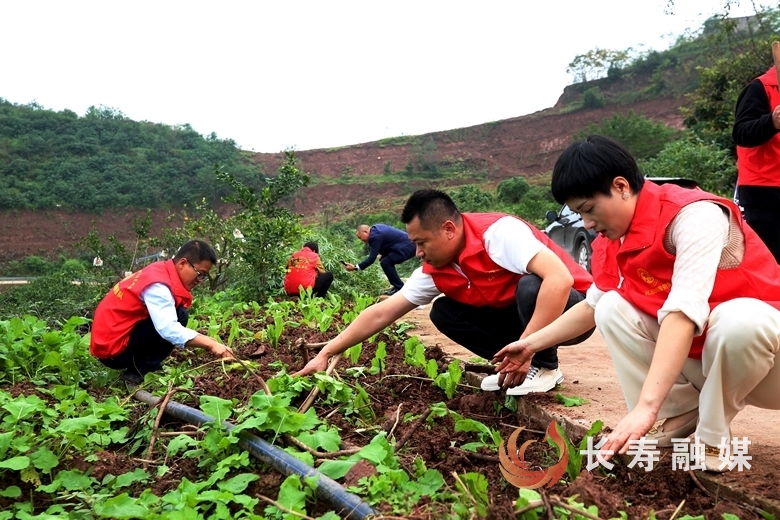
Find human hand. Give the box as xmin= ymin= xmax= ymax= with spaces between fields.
xmin=772 ymin=106 xmax=780 ymax=130
xmin=598 ymin=406 xmax=658 ymax=460
xmin=214 ymin=345 xmax=235 ymax=360
xmin=293 ymin=353 xmax=329 ymax=377
xmin=492 ymin=338 xmax=535 ymax=372
xmin=344 ymin=263 xmax=356 ymax=272
xmin=496 ymin=359 xmax=532 ymax=389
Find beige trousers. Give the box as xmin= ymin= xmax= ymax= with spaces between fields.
xmin=595 ymin=291 xmax=780 ymax=446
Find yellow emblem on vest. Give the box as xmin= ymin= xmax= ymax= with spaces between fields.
xmin=637 ymin=268 xmax=658 ymax=287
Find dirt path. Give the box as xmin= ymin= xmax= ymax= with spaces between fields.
xmin=401 ymin=305 xmax=780 ymax=475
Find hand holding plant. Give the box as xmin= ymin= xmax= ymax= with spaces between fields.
xmin=293 ymin=353 xmax=329 ymax=377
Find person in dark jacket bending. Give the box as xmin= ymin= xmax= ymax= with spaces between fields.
xmin=344 ymin=224 xmax=416 ymax=295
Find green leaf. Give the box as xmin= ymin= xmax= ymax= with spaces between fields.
xmin=0 ymin=455 xmax=30 ymax=470
xmin=318 ymin=460 xmax=358 ymax=480
xmin=93 ymin=493 xmax=150 ymax=518
xmin=0 ymin=486 xmax=21 ymax=498
xmin=358 ymin=443 xmax=387 ymax=465
xmin=415 ymin=469 xmax=445 ymax=495
xmin=297 ymin=426 xmax=342 ymax=452
xmin=217 ymin=473 xmax=259 ymax=494
xmin=425 ymin=359 xmax=439 ymax=379
xmin=30 ymin=447 xmax=59 ymax=473
xmin=0 ymin=432 xmax=14 ymax=459
xmin=555 ymin=393 xmax=586 ymax=407
xmin=200 ymin=395 xmax=233 ymax=422
xmin=114 ymin=469 xmax=151 ymax=489
xmin=3 ymin=395 xmax=46 ymax=422
xmin=276 ymin=475 xmax=306 ymax=515
xmin=283 ymin=447 xmax=315 ymax=467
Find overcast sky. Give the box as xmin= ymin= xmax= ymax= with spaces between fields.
xmin=1 ymin=1 xmax=763 ymax=153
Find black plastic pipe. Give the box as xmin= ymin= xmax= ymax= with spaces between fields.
xmin=134 ymin=390 xmax=376 ymax=519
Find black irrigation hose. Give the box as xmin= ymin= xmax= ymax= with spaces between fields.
xmin=133 ymin=390 xmax=377 ymax=520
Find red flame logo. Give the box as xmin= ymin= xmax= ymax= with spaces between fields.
xmin=499 ymin=420 xmax=568 ymax=489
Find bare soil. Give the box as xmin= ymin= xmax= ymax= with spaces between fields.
xmin=403 ymin=305 xmax=780 ymax=517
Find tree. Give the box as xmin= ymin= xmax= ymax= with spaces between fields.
xmin=567 ymin=48 xmax=632 ymax=83
xmin=448 ymin=185 xmax=494 ymax=213
xmin=497 ymin=177 xmax=531 ymax=204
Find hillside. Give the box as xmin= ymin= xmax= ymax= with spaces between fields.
xmin=0 ymin=85 xmax=687 ymax=264
xmin=252 ymin=91 xmax=686 ymax=217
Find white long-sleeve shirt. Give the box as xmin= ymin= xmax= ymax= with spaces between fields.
xmin=585 ymin=201 xmax=730 ymax=336
xmin=140 ymin=283 xmax=198 ymax=348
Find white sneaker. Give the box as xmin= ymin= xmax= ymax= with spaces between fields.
xmin=480 ymin=374 xmax=501 ymax=391
xmin=506 ymin=366 xmax=564 ymax=396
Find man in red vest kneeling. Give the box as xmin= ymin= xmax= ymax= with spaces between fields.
xmin=295 ymin=189 xmax=595 ymax=396
xmin=90 ymin=240 xmax=235 ymax=384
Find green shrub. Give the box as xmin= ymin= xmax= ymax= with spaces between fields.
xmin=638 ymin=138 xmax=736 ymax=196
xmin=497 ymin=177 xmax=531 ymax=204
xmin=448 ymin=185 xmax=494 ymax=213
xmin=581 ymin=86 xmax=606 ymax=108
xmin=574 ymin=110 xmax=678 ymax=159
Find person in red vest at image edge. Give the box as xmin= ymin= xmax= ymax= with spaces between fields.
xmin=733 ymin=64 xmax=780 ymax=263
xmin=295 ymin=189 xmax=595 ymax=396
xmin=284 ymin=241 xmax=333 ymax=298
xmin=90 ymin=240 xmax=235 ymax=385
xmin=492 ymin=135 xmax=780 ymax=472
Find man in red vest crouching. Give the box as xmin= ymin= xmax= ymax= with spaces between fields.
xmin=284 ymin=242 xmax=333 ymax=298
xmin=90 ymin=240 xmax=234 ymax=384
xmin=295 ymin=189 xmax=595 ymax=396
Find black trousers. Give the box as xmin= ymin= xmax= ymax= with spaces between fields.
xmin=312 ymin=272 xmax=334 ymax=297
xmin=99 ymin=306 xmax=189 ymax=375
xmin=738 ymin=186 xmax=780 ymax=264
xmin=429 ymin=274 xmax=594 ymax=369
xmin=380 ymin=250 xmax=414 ymax=290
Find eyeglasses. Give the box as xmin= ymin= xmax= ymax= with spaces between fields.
xmin=187 ymin=259 xmax=211 ymax=283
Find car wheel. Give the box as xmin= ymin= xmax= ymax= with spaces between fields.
xmin=575 ymin=239 xmax=592 ymax=272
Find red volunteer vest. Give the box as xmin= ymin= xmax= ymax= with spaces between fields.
xmin=736 ymin=66 xmax=780 ymax=187
xmin=423 ymin=213 xmax=592 ymax=308
xmin=591 ymin=182 xmax=780 ymax=359
xmin=90 ymin=260 xmax=193 ymax=359
xmin=283 ymin=247 xmax=319 ymax=294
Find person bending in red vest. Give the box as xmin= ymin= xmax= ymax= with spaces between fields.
xmin=294 ymin=189 xmax=595 ymax=396
xmin=492 ymin=135 xmax=780 ymax=472
xmin=733 ymin=64 xmax=780 ymax=263
xmin=284 ymin=241 xmax=333 ymax=298
xmin=90 ymin=240 xmax=235 ymax=384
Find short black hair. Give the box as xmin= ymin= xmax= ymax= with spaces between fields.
xmin=401 ymin=189 xmax=461 ymax=229
xmin=551 ymin=135 xmax=644 ymax=204
xmin=303 ymin=241 xmax=319 ymax=254
xmin=174 ymin=240 xmax=218 ymax=265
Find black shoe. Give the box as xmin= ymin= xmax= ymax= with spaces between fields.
xmin=382 ymin=288 xmax=399 ymax=296
xmin=120 ymin=371 xmax=144 ymax=385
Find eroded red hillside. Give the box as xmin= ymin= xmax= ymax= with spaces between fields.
xmin=0 ymin=94 xmax=687 ymax=263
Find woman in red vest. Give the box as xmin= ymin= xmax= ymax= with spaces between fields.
xmin=90 ymin=240 xmax=234 ymax=384
xmin=284 ymin=242 xmax=333 ymax=298
xmin=733 ymin=65 xmax=780 ymax=263
xmin=492 ymin=136 xmax=780 ymax=472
